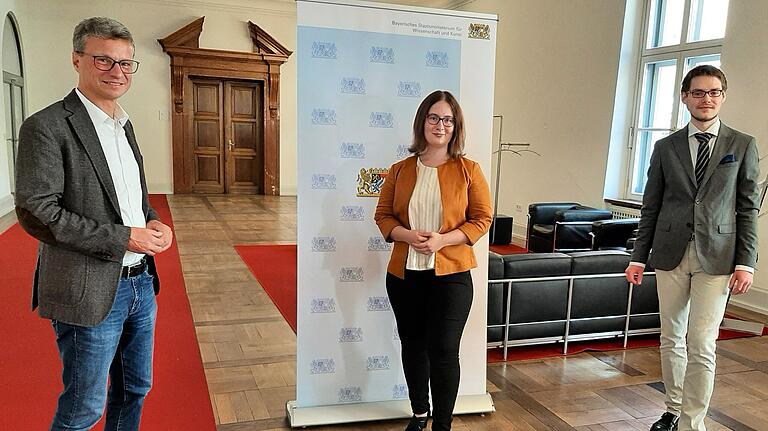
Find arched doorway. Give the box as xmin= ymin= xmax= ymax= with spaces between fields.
xmin=3 ymin=13 xmax=24 ymax=194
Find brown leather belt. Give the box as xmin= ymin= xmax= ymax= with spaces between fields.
xmin=121 ymin=257 xmax=147 ymax=279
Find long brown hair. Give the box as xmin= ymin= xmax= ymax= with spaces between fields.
xmin=409 ymin=90 xmax=465 ymax=159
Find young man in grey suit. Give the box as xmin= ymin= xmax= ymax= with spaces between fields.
xmin=14 ymin=17 xmax=173 ymax=430
xmin=625 ymin=65 xmax=760 ymax=431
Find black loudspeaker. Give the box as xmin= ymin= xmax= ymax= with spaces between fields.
xmin=490 ymin=215 xmax=513 ymax=245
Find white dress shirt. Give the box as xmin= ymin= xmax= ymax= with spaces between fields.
xmin=687 ymin=119 xmax=719 ymax=166
xmin=406 ymin=157 xmax=443 ymax=271
xmin=76 ymin=89 xmax=146 ymax=266
xmin=630 ymin=119 xmax=753 ymax=273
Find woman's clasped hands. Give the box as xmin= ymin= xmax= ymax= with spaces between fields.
xmin=406 ymin=229 xmax=444 ymax=255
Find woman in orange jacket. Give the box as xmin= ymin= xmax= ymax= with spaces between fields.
xmin=375 ymin=90 xmax=492 ymax=431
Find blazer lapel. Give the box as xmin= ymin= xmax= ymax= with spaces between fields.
xmin=699 ymin=123 xmax=733 ymax=191
xmin=63 ymin=90 xmax=121 ymax=216
xmin=124 ymin=120 xmax=142 ymax=164
xmin=671 ymin=129 xmax=696 ymax=186
xmin=124 ymin=120 xmax=150 ymax=217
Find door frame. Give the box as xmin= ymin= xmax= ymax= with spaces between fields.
xmin=159 ymin=17 xmax=291 ymax=195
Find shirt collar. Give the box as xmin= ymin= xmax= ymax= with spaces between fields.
xmin=687 ymin=118 xmax=720 ymax=137
xmin=75 ymin=88 xmax=129 ymax=127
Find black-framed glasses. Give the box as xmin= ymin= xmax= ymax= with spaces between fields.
xmin=426 ymin=114 xmax=455 ymax=127
xmin=77 ymin=52 xmax=140 ymax=74
xmin=688 ymin=89 xmax=723 ymax=98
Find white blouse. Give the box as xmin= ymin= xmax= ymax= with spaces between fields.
xmin=406 ymin=158 xmax=443 ymax=270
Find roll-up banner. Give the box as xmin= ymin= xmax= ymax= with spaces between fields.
xmin=292 ymin=0 xmax=497 ymax=426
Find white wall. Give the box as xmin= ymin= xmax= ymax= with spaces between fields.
xmin=459 ymin=0 xmax=626 ymax=236
xmin=719 ymin=0 xmax=768 ymax=313
xmin=15 ymin=0 xmax=298 ymax=196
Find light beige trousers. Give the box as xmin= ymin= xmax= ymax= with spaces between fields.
xmin=655 ymin=240 xmax=730 ymax=431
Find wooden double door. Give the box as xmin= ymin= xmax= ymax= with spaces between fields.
xmin=190 ymin=78 xmax=264 ymax=194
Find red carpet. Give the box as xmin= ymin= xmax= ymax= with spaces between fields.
xmin=0 ymin=195 xmax=215 ymax=430
xmin=487 ymin=335 xmax=660 ymax=362
xmin=489 ymin=243 xmax=527 ymax=254
xmin=235 ymin=244 xmax=297 ymax=333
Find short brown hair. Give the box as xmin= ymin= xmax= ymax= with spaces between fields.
xmin=681 ymin=65 xmax=727 ymax=93
xmin=73 ymin=17 xmax=134 ymax=53
xmin=409 ymin=90 xmax=465 ymax=159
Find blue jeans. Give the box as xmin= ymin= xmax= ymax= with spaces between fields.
xmin=50 ymin=269 xmax=157 ymax=431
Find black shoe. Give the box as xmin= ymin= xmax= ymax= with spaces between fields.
xmin=650 ymin=412 xmax=679 ymax=431
xmin=405 ymin=414 xmax=429 ymax=431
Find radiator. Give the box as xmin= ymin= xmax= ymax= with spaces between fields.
xmin=606 ymin=203 xmax=641 ymax=219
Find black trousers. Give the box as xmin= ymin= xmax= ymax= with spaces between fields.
xmin=386 ymin=269 xmax=473 ymax=431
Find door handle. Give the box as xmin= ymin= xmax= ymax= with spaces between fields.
xmin=228 ymin=140 xmax=235 ymax=151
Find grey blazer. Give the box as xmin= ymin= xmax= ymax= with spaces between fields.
xmin=631 ymin=123 xmax=760 ymax=274
xmin=14 ymin=89 xmax=160 ymax=327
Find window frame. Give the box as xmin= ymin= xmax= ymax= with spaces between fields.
xmin=3 ymin=13 xmax=24 ymax=196
xmin=624 ymin=0 xmax=727 ymax=199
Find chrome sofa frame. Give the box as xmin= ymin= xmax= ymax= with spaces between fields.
xmin=488 ymin=270 xmax=659 ymax=361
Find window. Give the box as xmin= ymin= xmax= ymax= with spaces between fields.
xmin=3 ymin=13 xmax=24 ymax=195
xmin=626 ymin=0 xmax=729 ymax=197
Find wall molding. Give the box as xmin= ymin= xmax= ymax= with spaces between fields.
xmin=125 ymin=0 xmax=296 ymax=17
xmin=443 ymin=0 xmax=478 ymax=10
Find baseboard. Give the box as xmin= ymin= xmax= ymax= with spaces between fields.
xmin=512 ymin=223 xmax=527 ymax=243
xmin=730 ymin=286 xmax=768 ymax=315
xmin=147 ymin=183 xmax=174 ymax=195
xmin=0 ymin=193 xmax=14 ymax=217
xmin=281 ymin=185 xmax=297 ymax=196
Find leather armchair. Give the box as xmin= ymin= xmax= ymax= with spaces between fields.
xmin=625 ymin=228 xmax=640 ymax=251
xmin=553 ymin=207 xmax=614 ymax=251
xmin=527 ymin=202 xmax=612 ymax=252
xmin=590 ymin=218 xmax=640 ymax=251
xmin=527 ymin=202 xmax=579 ymax=252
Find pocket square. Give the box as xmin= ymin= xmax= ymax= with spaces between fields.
xmin=719 ymin=154 xmax=736 ymax=164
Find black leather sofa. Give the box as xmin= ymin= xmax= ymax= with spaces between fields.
xmin=488 ymin=250 xmax=659 ymax=360
xmin=527 ymin=202 xmax=613 ymax=252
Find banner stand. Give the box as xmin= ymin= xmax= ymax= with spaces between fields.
xmin=294 ymin=0 xmax=498 ymax=426
xmin=287 ymin=394 xmax=494 ymax=428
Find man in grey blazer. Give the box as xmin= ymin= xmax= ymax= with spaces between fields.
xmin=14 ymin=17 xmax=172 ymax=430
xmin=625 ymin=65 xmax=760 ymax=431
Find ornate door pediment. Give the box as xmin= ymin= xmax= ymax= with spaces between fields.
xmin=159 ymin=17 xmax=291 ymax=195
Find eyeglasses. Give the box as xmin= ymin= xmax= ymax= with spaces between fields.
xmin=77 ymin=52 xmax=140 ymax=74
xmin=687 ymin=89 xmax=723 ymax=98
xmin=426 ymin=114 xmax=455 ymax=127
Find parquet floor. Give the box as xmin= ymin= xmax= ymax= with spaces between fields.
xmin=167 ymin=194 xmax=768 ymax=431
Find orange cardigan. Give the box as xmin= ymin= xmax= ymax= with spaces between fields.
xmin=374 ymin=155 xmax=492 ymax=279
